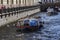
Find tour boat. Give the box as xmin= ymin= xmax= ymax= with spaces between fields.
xmin=16 ymin=17 xmax=43 ymax=31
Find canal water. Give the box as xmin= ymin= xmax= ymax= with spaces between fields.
xmin=0 ymin=12 xmax=60 ymax=40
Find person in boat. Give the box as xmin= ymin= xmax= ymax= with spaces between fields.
xmin=16 ymin=17 xmax=44 ymax=32
xmin=16 ymin=21 xmax=21 ymax=31
xmin=16 ymin=20 xmax=26 ymax=32
xmin=37 ymin=16 xmax=44 ymax=28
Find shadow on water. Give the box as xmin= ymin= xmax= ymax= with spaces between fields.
xmin=16 ymin=26 xmax=44 ymax=34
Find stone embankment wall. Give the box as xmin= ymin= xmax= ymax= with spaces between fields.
xmin=0 ymin=5 xmax=40 ymax=26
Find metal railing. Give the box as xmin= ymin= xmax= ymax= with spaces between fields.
xmin=0 ymin=5 xmax=40 ymax=18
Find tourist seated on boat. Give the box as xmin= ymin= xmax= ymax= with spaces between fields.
xmin=16 ymin=21 xmax=20 ymax=28
xmin=16 ymin=17 xmax=44 ymax=32
xmin=24 ymin=19 xmax=30 ymax=28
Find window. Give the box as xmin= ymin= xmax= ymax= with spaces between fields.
xmin=19 ymin=0 xmax=21 ymax=4
xmin=1 ymin=0 xmax=3 ymax=4
xmin=24 ymin=20 xmax=29 ymax=24
xmin=24 ymin=20 xmax=29 ymax=26
xmin=11 ymin=0 xmax=13 ymax=4
xmin=7 ymin=0 xmax=9 ymax=4
xmin=16 ymin=0 xmax=18 ymax=4
xmin=25 ymin=0 xmax=26 ymax=5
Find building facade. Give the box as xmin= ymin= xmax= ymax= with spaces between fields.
xmin=0 ymin=0 xmax=39 ymax=8
xmin=39 ymin=0 xmax=60 ymax=4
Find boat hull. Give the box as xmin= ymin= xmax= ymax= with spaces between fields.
xmin=16 ymin=25 xmax=43 ymax=32
xmin=47 ymin=12 xmax=58 ymax=16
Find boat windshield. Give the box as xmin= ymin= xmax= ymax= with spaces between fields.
xmin=24 ymin=20 xmax=29 ymax=26
xmin=29 ymin=20 xmax=38 ymax=26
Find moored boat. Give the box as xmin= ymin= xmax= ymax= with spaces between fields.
xmin=47 ymin=7 xmax=58 ymax=16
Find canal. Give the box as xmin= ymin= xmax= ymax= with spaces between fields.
xmin=0 ymin=12 xmax=60 ymax=40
